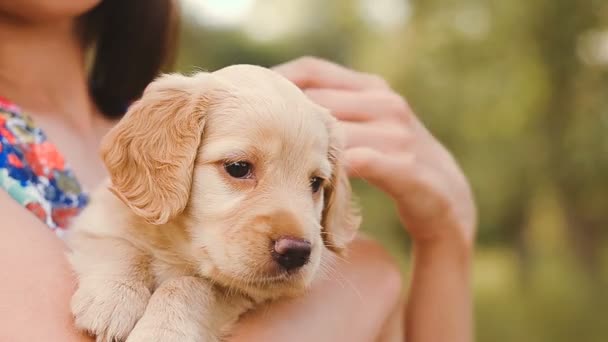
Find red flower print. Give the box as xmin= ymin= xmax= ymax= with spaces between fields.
xmin=0 ymin=97 xmax=19 ymax=113
xmin=0 ymin=126 xmax=16 ymax=144
xmin=0 ymin=97 xmax=12 ymax=108
xmin=7 ymin=153 xmax=23 ymax=168
xmin=52 ymin=207 xmax=79 ymax=229
xmin=25 ymin=141 xmax=66 ymax=176
xmin=26 ymin=202 xmax=47 ymax=222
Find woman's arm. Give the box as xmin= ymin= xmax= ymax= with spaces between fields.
xmin=1 ymin=187 xmax=401 ymax=341
xmin=0 ymin=193 xmax=91 ymax=342
xmin=406 ymin=239 xmax=472 ymax=342
xmin=275 ymin=57 xmax=477 ymax=342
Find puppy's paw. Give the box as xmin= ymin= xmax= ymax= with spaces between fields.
xmin=126 ymin=317 xmax=221 ymax=342
xmin=71 ymin=279 xmax=151 ymax=342
xmin=126 ymin=311 xmax=221 ymax=342
xmin=126 ymin=327 xmax=216 ymax=342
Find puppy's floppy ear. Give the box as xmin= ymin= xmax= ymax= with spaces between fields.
xmin=321 ymin=125 xmax=361 ymax=255
xmin=100 ymin=73 xmax=216 ymax=225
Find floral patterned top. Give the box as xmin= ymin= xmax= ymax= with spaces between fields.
xmin=0 ymin=97 xmax=89 ymax=237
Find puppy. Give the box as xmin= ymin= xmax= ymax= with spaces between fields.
xmin=67 ymin=64 xmax=360 ymax=342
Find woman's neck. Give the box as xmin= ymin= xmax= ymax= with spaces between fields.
xmin=0 ymin=15 xmax=97 ymax=131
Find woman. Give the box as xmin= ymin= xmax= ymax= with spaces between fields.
xmin=0 ymin=1 xmax=476 ymax=341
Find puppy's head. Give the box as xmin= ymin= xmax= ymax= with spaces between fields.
xmin=101 ymin=65 xmax=360 ymax=298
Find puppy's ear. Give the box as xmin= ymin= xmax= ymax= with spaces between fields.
xmin=100 ymin=73 xmax=215 ymax=225
xmin=321 ymin=127 xmax=361 ymax=255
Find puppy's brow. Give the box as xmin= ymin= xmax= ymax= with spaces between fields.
xmin=199 ymin=140 xmax=257 ymax=164
xmin=222 ymin=150 xmax=252 ymax=162
xmin=318 ymin=160 xmax=332 ymax=179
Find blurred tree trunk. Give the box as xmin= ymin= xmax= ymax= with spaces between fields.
xmin=505 ymin=199 xmax=532 ymax=283
xmin=533 ymin=0 xmax=602 ymax=278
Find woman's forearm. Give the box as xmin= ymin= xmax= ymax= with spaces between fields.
xmin=405 ymin=239 xmax=473 ymax=342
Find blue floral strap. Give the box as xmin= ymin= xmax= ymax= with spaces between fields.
xmin=0 ymin=97 xmax=89 ymax=236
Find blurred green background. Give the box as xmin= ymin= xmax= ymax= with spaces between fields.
xmin=174 ymin=0 xmax=607 ymax=341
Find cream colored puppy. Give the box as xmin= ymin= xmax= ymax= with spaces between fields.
xmin=67 ymin=64 xmax=360 ymax=342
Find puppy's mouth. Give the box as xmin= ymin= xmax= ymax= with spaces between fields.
xmin=235 ymin=266 xmax=305 ymax=286
xmin=247 ymin=273 xmax=292 ymax=285
xmin=253 ymin=262 xmax=313 ymax=281
xmin=200 ymin=237 xmax=318 ymax=294
xmin=207 ymin=263 xmax=310 ymax=294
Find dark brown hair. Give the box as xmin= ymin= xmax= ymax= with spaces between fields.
xmin=82 ymin=0 xmax=178 ymax=118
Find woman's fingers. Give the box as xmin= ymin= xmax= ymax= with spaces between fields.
xmin=305 ymin=89 xmax=412 ymax=123
xmin=345 ymin=147 xmax=415 ymax=194
xmin=273 ymin=57 xmax=391 ymax=91
xmin=305 ymin=89 xmax=374 ymax=122
xmin=339 ymin=121 xmax=413 ymax=151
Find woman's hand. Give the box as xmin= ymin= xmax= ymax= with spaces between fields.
xmin=273 ymin=57 xmax=476 ymax=251
xmin=274 ymin=57 xmax=476 ymax=342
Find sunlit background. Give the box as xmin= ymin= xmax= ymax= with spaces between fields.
xmin=175 ymin=1 xmax=608 ymax=341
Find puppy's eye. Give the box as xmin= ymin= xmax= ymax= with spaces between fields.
xmin=310 ymin=177 xmax=324 ymax=193
xmin=224 ymin=161 xmax=252 ymax=179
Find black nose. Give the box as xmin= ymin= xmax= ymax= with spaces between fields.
xmin=272 ymin=237 xmax=311 ymax=271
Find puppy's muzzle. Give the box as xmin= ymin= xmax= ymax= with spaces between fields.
xmin=272 ymin=237 xmax=311 ymax=271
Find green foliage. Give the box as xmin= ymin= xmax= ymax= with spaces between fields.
xmin=175 ymin=1 xmax=607 ymax=340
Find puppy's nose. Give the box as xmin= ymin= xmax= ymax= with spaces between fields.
xmin=272 ymin=237 xmax=311 ymax=271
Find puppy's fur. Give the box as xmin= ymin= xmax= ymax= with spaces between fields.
xmin=67 ymin=65 xmax=360 ymax=342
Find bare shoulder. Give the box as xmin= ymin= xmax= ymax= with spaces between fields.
xmin=0 ymin=192 xmax=91 ymax=342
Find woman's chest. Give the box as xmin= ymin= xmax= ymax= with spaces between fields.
xmin=34 ymin=119 xmax=110 ymax=190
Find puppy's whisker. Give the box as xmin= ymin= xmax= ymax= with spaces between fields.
xmin=323 ymin=256 xmax=365 ymax=305
xmin=320 ymin=245 xmax=353 ymax=266
xmin=320 ymin=257 xmax=343 ymax=285
xmin=224 ymin=271 xmax=242 ymax=298
xmin=319 ymin=260 xmax=338 ymax=281
xmin=329 ymin=251 xmax=352 ymax=266
xmin=316 ymin=262 xmax=332 ymax=281
xmin=314 ymin=257 xmax=339 ymax=287
xmin=319 ymin=255 xmax=349 ymax=290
